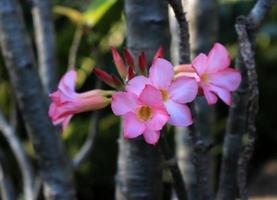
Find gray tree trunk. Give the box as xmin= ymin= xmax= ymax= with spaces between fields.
xmin=115 ymin=0 xmax=170 ymax=199
xmin=0 ymin=0 xmax=76 ymax=199
xmin=173 ymin=0 xmax=217 ymax=199
xmin=31 ymin=0 xmax=57 ymax=93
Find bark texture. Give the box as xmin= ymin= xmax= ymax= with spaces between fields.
xmin=115 ymin=0 xmax=170 ymax=199
xmin=31 ymin=0 xmax=57 ymax=92
xmin=0 ymin=0 xmax=76 ymax=199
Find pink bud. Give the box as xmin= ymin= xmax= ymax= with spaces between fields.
xmin=123 ymin=48 xmax=135 ymax=69
xmin=93 ymin=68 xmax=116 ymax=88
xmin=111 ymin=75 xmax=123 ymax=88
xmin=127 ymin=67 xmax=135 ymax=81
xmin=111 ymin=47 xmax=127 ymax=79
xmin=153 ymin=47 xmax=164 ymax=62
xmin=138 ymin=52 xmax=147 ymax=75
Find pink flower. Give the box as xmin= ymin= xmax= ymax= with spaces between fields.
xmin=126 ymin=58 xmax=198 ymax=127
xmin=191 ymin=43 xmax=241 ymax=105
xmin=49 ymin=70 xmax=113 ymax=130
xmin=111 ymin=85 xmax=169 ymax=144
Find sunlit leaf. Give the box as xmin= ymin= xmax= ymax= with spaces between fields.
xmin=82 ymin=0 xmax=117 ymax=27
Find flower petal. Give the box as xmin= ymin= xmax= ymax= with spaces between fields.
xmin=125 ymin=75 xmax=150 ymax=96
xmin=145 ymin=109 xmax=169 ymax=131
xmin=111 ymin=92 xmax=139 ymax=115
xmin=192 ymin=53 xmax=208 ymax=75
xmin=207 ymin=43 xmax=231 ymax=73
xmin=58 ymin=70 xmax=77 ymax=96
xmin=168 ymin=77 xmax=198 ymax=103
xmin=123 ymin=112 xmax=145 ymax=138
xmin=149 ymin=58 xmax=174 ymax=89
xmin=201 ymin=84 xmax=218 ymax=105
xmin=139 ymin=85 xmax=164 ymax=109
xmin=208 ymin=68 xmax=241 ymax=91
xmin=165 ymin=100 xmax=192 ymax=126
xmin=143 ymin=129 xmax=160 ymax=145
xmin=209 ymin=84 xmax=232 ymax=105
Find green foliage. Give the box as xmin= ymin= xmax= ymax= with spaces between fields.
xmin=83 ymin=0 xmax=117 ymax=27
xmin=53 ymin=0 xmax=117 ymax=28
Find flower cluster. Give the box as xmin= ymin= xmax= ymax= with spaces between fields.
xmin=49 ymin=43 xmax=241 ymax=144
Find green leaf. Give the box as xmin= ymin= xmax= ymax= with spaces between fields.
xmin=82 ymin=0 xmax=117 ymax=27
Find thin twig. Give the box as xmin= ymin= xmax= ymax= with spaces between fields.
xmin=0 ymin=110 xmax=34 ymax=200
xmin=68 ymin=25 xmax=84 ymax=70
xmin=158 ymin=128 xmax=187 ymax=200
xmin=72 ymin=111 xmax=100 ymax=169
xmin=168 ymin=0 xmax=190 ymax=64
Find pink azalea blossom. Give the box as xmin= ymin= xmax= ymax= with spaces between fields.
xmin=191 ymin=43 xmax=241 ymax=105
xmin=111 ymin=85 xmax=169 ymax=144
xmin=49 ymin=70 xmax=113 ymax=130
xmin=126 ymin=58 xmax=198 ymax=127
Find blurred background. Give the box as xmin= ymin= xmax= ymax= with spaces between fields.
xmin=0 ymin=0 xmax=276 ymax=199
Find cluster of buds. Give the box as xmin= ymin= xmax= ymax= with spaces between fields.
xmin=93 ymin=47 xmax=164 ymax=89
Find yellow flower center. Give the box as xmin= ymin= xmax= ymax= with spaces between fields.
xmin=137 ymin=106 xmax=153 ymax=121
xmin=160 ymin=89 xmax=169 ymax=101
xmin=200 ymin=73 xmax=209 ymax=84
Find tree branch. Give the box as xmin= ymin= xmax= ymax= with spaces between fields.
xmin=248 ymin=0 xmax=277 ymax=29
xmin=236 ymin=1 xmax=276 ymax=199
xmin=235 ymin=17 xmax=258 ymax=200
xmin=0 ymin=0 xmax=76 ymax=199
xmin=168 ymin=0 xmax=190 ymax=64
xmin=31 ymin=0 xmax=57 ymax=92
xmin=0 ymin=110 xmax=34 ymax=200
xmin=217 ymin=1 xmax=276 ymax=200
